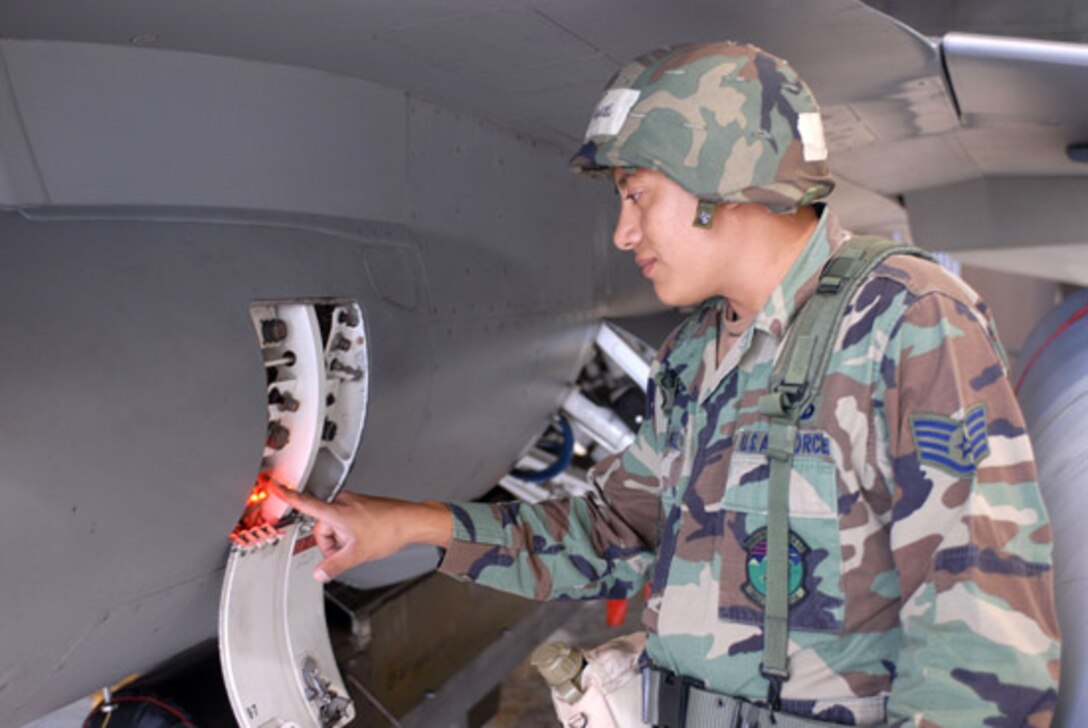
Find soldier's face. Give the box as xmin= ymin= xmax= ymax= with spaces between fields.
xmin=611 ymin=167 xmax=732 ymax=307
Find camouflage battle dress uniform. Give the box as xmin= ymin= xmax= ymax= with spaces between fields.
xmin=441 ymin=42 xmax=1061 ymax=726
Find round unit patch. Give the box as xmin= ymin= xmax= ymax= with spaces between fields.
xmin=742 ymin=527 xmax=809 ymax=607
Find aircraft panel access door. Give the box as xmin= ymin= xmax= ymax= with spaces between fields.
xmin=219 ymin=300 xmax=369 ymax=728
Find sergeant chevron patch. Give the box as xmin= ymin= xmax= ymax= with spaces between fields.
xmin=910 ymin=404 xmax=991 ymax=476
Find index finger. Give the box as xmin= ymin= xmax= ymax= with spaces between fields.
xmin=265 ymin=479 xmax=334 ymax=519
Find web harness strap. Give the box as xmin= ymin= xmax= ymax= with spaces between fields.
xmin=755 ymin=237 xmax=934 ymax=691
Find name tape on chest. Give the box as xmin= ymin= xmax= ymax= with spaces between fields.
xmin=736 ymin=429 xmax=830 ymax=457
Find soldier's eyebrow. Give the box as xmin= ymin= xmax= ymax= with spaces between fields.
xmin=612 ymin=166 xmax=645 ymax=196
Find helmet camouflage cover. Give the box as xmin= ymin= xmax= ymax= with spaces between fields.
xmin=570 ymin=41 xmax=834 ymax=212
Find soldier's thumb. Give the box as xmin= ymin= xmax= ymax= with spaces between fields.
xmin=313 ymin=549 xmax=357 ymax=584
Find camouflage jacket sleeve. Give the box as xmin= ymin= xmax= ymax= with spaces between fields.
xmin=437 ymin=386 xmax=666 ymax=601
xmin=878 ymin=290 xmax=1061 ymax=726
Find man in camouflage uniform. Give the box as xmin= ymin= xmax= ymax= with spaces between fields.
xmin=274 ymin=42 xmax=1060 ymax=726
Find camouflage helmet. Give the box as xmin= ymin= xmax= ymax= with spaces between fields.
xmin=570 ymin=41 xmax=834 ymax=213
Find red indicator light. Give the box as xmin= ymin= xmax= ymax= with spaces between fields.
xmin=232 ymin=473 xmax=291 ymax=539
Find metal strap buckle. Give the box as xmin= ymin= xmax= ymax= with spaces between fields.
xmin=759 ymin=668 xmax=785 ymax=714
xmin=817 ymin=254 xmax=862 ymax=294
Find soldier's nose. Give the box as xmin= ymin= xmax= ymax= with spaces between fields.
xmin=612 ymin=205 xmax=641 ymax=251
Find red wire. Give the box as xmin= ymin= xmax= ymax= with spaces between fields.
xmin=82 ymin=695 xmax=197 ymax=728
xmin=1014 ymin=303 xmax=1088 ymax=394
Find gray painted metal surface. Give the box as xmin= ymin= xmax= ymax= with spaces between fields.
xmin=1 ymin=39 xmax=409 ymax=218
xmin=904 ymin=177 xmax=1088 ymax=286
xmin=0 ymin=0 xmax=940 ymax=147
xmin=1015 ymin=290 xmax=1088 ymax=727
xmin=3 ymin=2 xmax=1087 ymax=252
xmin=865 ymin=0 xmax=1088 ymax=43
xmin=0 ymin=199 xmax=639 ymax=722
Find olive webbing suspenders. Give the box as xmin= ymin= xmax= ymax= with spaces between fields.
xmin=754 ymin=237 xmax=934 ymax=701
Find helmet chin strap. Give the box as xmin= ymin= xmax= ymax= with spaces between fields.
xmin=693 ymin=200 xmax=716 ymax=228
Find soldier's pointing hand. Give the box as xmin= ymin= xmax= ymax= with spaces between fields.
xmin=265 ymin=481 xmax=453 ymax=583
